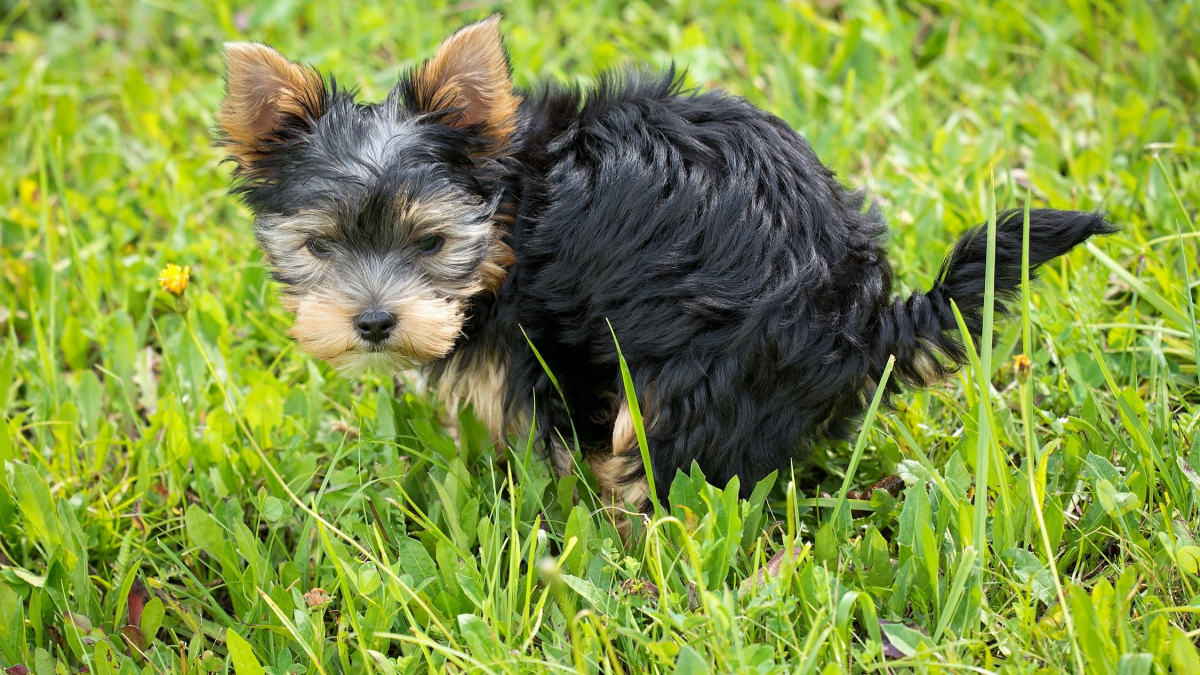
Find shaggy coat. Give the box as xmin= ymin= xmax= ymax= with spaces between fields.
xmin=217 ymin=17 xmax=1115 ymax=510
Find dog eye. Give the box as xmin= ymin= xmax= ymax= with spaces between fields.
xmin=416 ymin=236 xmax=443 ymax=254
xmin=307 ymin=238 xmax=334 ymax=258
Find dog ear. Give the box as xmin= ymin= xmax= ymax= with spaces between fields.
xmin=218 ymin=42 xmax=326 ymax=168
xmin=409 ymin=15 xmax=520 ymax=147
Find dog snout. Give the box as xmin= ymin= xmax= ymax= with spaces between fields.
xmin=354 ymin=309 xmax=396 ymax=344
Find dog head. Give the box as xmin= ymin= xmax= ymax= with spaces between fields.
xmin=217 ymin=16 xmax=518 ymax=374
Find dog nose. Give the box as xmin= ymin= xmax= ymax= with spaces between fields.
xmin=354 ymin=310 xmax=395 ymax=344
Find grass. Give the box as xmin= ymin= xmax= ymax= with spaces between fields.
xmin=2 ymin=0 xmax=1199 ymax=672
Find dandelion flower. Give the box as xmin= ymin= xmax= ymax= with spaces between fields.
xmin=158 ymin=263 xmax=190 ymax=296
xmin=1012 ymin=353 xmax=1032 ymax=382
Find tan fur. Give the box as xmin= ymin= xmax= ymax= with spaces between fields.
xmin=479 ymin=235 xmax=515 ymax=294
xmin=589 ymin=453 xmax=649 ymax=507
xmin=406 ymin=22 xmax=521 ymax=292
xmin=482 ymin=198 xmax=518 ymax=294
xmin=395 ymin=196 xmax=459 ymax=238
xmin=588 ymin=451 xmax=650 ymax=540
xmin=289 ymin=293 xmax=359 ymax=362
xmin=612 ymin=402 xmax=637 ymax=457
xmin=382 ymin=294 xmax=465 ymax=363
xmin=273 ymin=204 xmax=468 ymax=371
xmin=218 ymin=42 xmax=324 ymax=168
xmin=435 ymin=350 xmax=509 ymax=440
xmin=265 ymin=199 xmax=507 ymax=376
xmin=548 ymin=436 xmax=574 ymax=479
xmin=411 ymin=16 xmax=520 ymax=147
xmin=288 ymin=281 xmax=464 ymax=375
xmin=911 ymin=346 xmax=943 ymax=385
xmin=255 ymin=210 xmax=339 ymax=282
xmin=587 ymin=399 xmax=653 ymax=538
xmin=396 ymin=193 xmax=514 ymax=297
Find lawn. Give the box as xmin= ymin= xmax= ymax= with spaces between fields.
xmin=2 ymin=0 xmax=1200 ymax=673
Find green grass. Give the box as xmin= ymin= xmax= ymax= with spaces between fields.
xmin=2 ymin=0 xmax=1200 ymax=672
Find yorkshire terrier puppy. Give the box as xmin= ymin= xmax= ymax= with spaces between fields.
xmin=217 ymin=16 xmax=1114 ymax=512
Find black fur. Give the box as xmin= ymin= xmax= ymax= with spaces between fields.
xmin=226 ymin=49 xmax=1115 ymax=508
xmin=471 ymin=70 xmax=1114 ymax=505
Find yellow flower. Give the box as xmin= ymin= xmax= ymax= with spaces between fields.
xmin=158 ymin=263 xmax=190 ymax=296
xmin=1012 ymin=353 xmax=1032 ymax=382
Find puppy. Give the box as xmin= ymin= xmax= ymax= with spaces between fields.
xmin=216 ymin=16 xmax=1115 ymax=514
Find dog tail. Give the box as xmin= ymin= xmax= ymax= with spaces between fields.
xmin=875 ymin=208 xmax=1117 ymax=388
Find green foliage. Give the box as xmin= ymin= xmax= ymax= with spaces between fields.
xmin=2 ymin=0 xmax=1200 ymax=673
